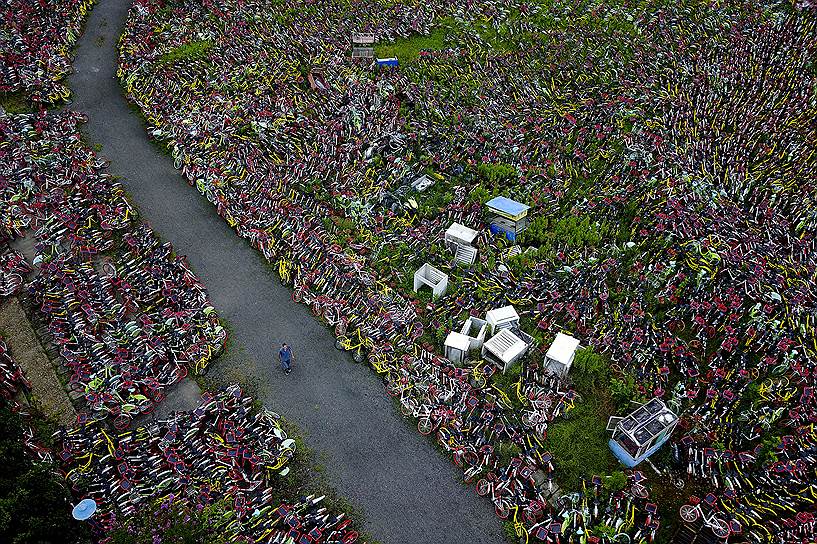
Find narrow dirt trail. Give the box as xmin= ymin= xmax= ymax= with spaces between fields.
xmin=66 ymin=2 xmax=505 ymax=543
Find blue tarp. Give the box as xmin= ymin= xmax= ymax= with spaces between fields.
xmin=486 ymin=196 xmax=530 ymax=217
xmin=376 ymin=57 xmax=399 ymax=68
xmin=489 ymin=223 xmax=516 ymax=241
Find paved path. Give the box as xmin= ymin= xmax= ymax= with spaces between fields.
xmin=67 ymin=3 xmax=505 ymax=543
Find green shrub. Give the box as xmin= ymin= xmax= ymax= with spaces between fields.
xmin=604 ymin=470 xmax=627 ymax=491
xmin=0 ymin=407 xmax=89 ymax=544
xmin=570 ymin=347 xmax=608 ymax=391
xmin=610 ymin=375 xmax=639 ymax=411
xmin=0 ymin=91 xmax=33 ymax=114
xmin=108 ymin=497 xmax=227 ymax=544
xmin=375 ymin=28 xmax=447 ymax=62
xmin=476 ymin=162 xmax=518 ymax=185
xmin=467 ymin=185 xmax=491 ymax=204
xmin=544 ymin=347 xmax=618 ymax=488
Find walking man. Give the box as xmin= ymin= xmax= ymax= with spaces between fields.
xmin=279 ymin=343 xmax=294 ymax=374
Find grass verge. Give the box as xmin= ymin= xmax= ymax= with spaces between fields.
xmin=0 ymin=91 xmax=34 ymax=114
xmin=375 ymin=28 xmax=447 ymax=63
xmin=544 ymin=348 xmax=621 ymax=489
xmin=159 ymin=40 xmax=213 ymax=65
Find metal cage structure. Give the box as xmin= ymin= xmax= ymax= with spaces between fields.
xmin=608 ymin=398 xmax=678 ymax=467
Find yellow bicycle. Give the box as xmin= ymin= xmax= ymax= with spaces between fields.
xmin=335 ymin=328 xmax=373 ymax=363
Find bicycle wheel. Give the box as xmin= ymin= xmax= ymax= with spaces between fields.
xmin=400 ymin=398 xmax=417 ymax=417
xmin=385 ymin=380 xmax=402 ymax=397
xmin=335 ymin=320 xmax=348 ymax=337
xmin=495 ymin=499 xmax=511 ymax=519
xmin=632 ymin=483 xmax=649 ymax=498
xmin=101 ymin=261 xmax=117 ymax=278
xmin=522 ymin=411 xmax=543 ymax=428
xmin=114 ymin=414 xmax=130 ymax=431
xmin=476 ymin=479 xmax=491 ymax=496
xmin=710 ymin=518 xmax=731 ymax=539
xmin=417 ymin=416 xmax=433 ymax=435
xmin=453 ymin=450 xmax=464 ymax=467
xmin=353 ymin=349 xmax=365 ymax=363
xmin=463 ymin=449 xmax=479 ymax=467
xmin=463 ymin=465 xmax=482 ymax=484
xmin=679 ymin=504 xmax=700 ymax=523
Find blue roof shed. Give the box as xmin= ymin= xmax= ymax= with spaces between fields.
xmin=485 ymin=196 xmax=531 ymax=241
xmin=486 ymin=196 xmax=530 ymax=220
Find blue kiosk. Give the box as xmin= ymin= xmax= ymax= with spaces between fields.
xmin=607 ymin=398 xmax=678 ymax=467
xmin=485 ymin=196 xmax=530 ymax=242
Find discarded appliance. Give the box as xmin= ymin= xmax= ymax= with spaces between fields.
xmin=607 ymin=398 xmax=678 ymax=467
xmin=485 ymin=196 xmax=531 ymax=241
xmin=352 ymin=32 xmax=376 ymax=44
xmin=459 ymin=316 xmax=487 ymax=350
xmin=482 ymin=328 xmax=529 ymax=371
xmin=543 ymin=333 xmax=580 ymax=377
xmin=411 ymin=174 xmax=434 ymax=192
xmin=444 ymin=331 xmax=471 ymax=364
xmin=485 ymin=305 xmax=520 ymax=336
xmin=352 ymin=47 xmax=374 ymax=59
xmin=444 ymin=222 xmax=479 ymax=265
xmin=413 ymin=263 xmax=448 ymax=298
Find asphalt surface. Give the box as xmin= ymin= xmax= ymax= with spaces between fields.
xmin=67 ymin=2 xmax=506 ymax=543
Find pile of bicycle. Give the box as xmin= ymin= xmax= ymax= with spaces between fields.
xmin=109 ymin=0 xmax=817 ymax=541
xmin=0 ymin=0 xmax=96 ymax=103
xmin=0 ymin=337 xmax=55 ymax=463
xmin=0 ymin=106 xmax=363 ymax=543
xmin=57 ymin=383 xmax=361 ymax=543
xmin=0 ymin=109 xmax=226 ymax=429
xmin=0 ymin=337 xmax=30 ymax=401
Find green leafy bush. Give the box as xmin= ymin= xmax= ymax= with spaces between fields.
xmin=604 ymin=470 xmax=627 ymax=491
xmin=375 ymin=27 xmax=447 ymax=62
xmin=610 ymin=375 xmax=639 ymax=411
xmin=476 ymin=162 xmax=518 ymax=185
xmin=108 ymin=497 xmax=227 ymax=544
xmin=521 ymin=215 xmax=611 ymax=249
xmin=0 ymin=407 xmax=89 ymax=544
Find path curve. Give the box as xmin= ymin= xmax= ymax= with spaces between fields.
xmin=67 ymin=2 xmax=505 ymax=543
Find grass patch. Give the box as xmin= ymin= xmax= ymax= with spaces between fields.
xmin=159 ymin=40 xmax=213 ymax=66
xmin=375 ymin=28 xmax=447 ymax=63
xmin=544 ymin=348 xmax=620 ymax=489
xmin=0 ymin=91 xmax=33 ymax=114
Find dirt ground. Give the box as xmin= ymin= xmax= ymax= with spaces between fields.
xmin=0 ymin=297 xmax=77 ymax=426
